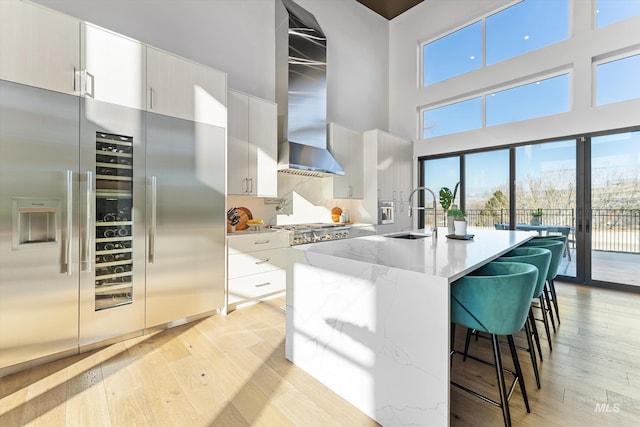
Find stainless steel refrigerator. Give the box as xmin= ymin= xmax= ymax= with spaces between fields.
xmin=1 ymin=79 xmax=226 ymax=374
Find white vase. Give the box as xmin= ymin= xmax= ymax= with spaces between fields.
xmin=447 ymin=214 xmax=455 ymax=235
xmin=447 ymin=205 xmax=458 ymax=235
xmin=454 ymin=220 xmax=467 ymax=236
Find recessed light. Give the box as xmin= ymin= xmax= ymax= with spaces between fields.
xmin=524 ymin=35 xmax=530 ymax=40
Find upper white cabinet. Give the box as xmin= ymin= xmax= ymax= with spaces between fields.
xmin=227 ymin=90 xmax=277 ymax=197
xmin=374 ymin=129 xmax=413 ymax=204
xmin=146 ymin=47 xmax=226 ymax=126
xmin=80 ymin=23 xmax=145 ymax=110
xmin=329 ymin=123 xmax=364 ymax=199
xmin=364 ymin=129 xmax=413 ymax=231
xmin=0 ymin=0 xmax=79 ymax=95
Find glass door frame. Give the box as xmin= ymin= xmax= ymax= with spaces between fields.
xmin=579 ymin=127 xmax=640 ymax=292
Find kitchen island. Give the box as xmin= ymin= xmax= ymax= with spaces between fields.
xmin=285 ymin=228 xmax=533 ymax=426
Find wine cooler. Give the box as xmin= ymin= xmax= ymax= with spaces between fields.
xmin=94 ymin=132 xmax=134 ymax=310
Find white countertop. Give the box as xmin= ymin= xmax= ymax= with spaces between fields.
xmin=295 ymin=228 xmax=533 ymax=281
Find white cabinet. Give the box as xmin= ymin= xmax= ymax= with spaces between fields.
xmin=226 ymin=231 xmax=289 ymax=311
xmin=376 ymin=129 xmax=413 ymax=206
xmin=80 ymin=23 xmax=146 ymax=110
xmin=364 ymin=129 xmax=413 ymax=231
xmin=227 ymin=90 xmax=277 ymax=197
xmin=329 ymin=123 xmax=364 ymax=199
xmin=0 ymin=0 xmax=79 ymax=95
xmin=146 ymin=46 xmax=227 ymax=126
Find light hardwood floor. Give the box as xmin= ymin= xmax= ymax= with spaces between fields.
xmin=1 ymin=283 xmax=639 ymax=426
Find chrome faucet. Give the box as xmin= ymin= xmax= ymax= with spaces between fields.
xmin=408 ymin=186 xmax=438 ymax=238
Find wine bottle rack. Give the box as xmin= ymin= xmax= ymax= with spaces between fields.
xmin=95 ymin=132 xmax=134 ymax=310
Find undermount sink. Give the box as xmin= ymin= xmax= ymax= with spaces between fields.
xmin=386 ymin=232 xmax=430 ymax=240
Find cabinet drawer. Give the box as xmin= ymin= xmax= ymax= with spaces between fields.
xmin=227 ymin=269 xmax=285 ymax=305
xmin=228 ymin=248 xmax=286 ymax=279
xmin=227 ymin=231 xmax=289 ymax=254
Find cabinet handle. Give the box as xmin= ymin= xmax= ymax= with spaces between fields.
xmin=255 ymin=258 xmax=270 ymax=265
xmin=84 ymin=171 xmax=93 ymax=272
xmin=349 ymin=185 xmax=353 ymax=198
xmin=243 ymin=178 xmax=248 ymax=193
xmin=149 ymin=175 xmax=157 ymax=264
xmin=254 ymin=240 xmax=271 ymax=245
xmin=64 ymin=170 xmax=73 ymax=275
xmin=82 ymin=70 xmax=95 ymax=98
xmin=73 ymin=67 xmax=77 ymax=92
xmin=149 ymin=87 xmax=154 ymax=109
xmin=248 ymin=178 xmax=253 ymax=194
xmin=255 ymin=282 xmax=272 ymax=287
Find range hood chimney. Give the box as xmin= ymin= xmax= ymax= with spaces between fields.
xmin=277 ymin=0 xmax=344 ymax=177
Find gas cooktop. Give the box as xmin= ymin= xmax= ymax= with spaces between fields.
xmin=272 ymin=223 xmax=349 ymax=231
xmin=271 ymin=223 xmax=351 ymax=245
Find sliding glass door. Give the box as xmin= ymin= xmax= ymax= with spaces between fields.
xmin=588 ymin=131 xmax=640 ymax=286
xmin=515 ymin=140 xmax=577 ymax=278
xmin=420 ymin=127 xmax=640 ymax=289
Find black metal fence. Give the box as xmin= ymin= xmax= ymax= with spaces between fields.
xmin=425 ymin=208 xmax=640 ymax=253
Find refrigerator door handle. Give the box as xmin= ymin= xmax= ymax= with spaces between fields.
xmin=65 ymin=170 xmax=73 ymax=275
xmin=150 ymin=175 xmax=157 ymax=264
xmin=84 ymin=170 xmax=93 ymax=272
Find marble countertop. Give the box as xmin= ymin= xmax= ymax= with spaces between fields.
xmin=295 ymin=228 xmax=533 ymax=282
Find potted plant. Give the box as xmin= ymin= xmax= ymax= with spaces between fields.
xmin=449 ymin=208 xmax=467 ymax=236
xmin=530 ymin=208 xmax=543 ymax=225
xmin=439 ymin=183 xmax=460 ymax=234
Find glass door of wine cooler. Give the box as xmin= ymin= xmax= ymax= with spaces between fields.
xmin=94 ymin=132 xmax=134 ymax=310
xmin=79 ymin=98 xmax=145 ymax=348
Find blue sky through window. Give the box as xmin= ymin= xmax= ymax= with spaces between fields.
xmin=596 ymin=0 xmax=640 ymax=27
xmin=423 ymin=97 xmax=482 ymax=138
xmin=597 ymin=54 xmax=640 ymax=105
xmin=421 ymin=0 xmax=639 ymax=139
xmin=486 ymin=0 xmax=568 ymax=65
xmin=486 ymin=74 xmax=569 ymax=126
xmin=422 ymin=22 xmax=482 ymax=86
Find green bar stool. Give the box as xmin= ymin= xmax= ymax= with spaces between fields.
xmin=522 ymin=239 xmax=565 ymax=331
xmin=450 ymin=261 xmax=538 ymax=427
xmin=527 ymin=235 xmax=567 ymax=325
xmin=494 ymin=247 xmax=552 ymax=389
xmin=463 ymin=247 xmax=553 ymax=383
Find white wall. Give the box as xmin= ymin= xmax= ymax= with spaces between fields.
xmin=389 ymin=0 xmax=640 ymax=158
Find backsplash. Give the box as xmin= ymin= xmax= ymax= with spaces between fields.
xmin=227 ymin=174 xmax=367 ymax=227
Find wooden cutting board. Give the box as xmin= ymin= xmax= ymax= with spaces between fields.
xmin=231 ymin=207 xmax=253 ymax=230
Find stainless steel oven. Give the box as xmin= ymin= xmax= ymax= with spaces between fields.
xmin=379 ymin=201 xmax=395 ymax=224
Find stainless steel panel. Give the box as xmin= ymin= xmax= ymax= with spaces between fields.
xmin=0 ymin=80 xmax=79 ymax=370
xmin=79 ymin=97 xmax=145 ymax=347
xmin=276 ymin=0 xmax=343 ymax=177
xmin=145 ymin=112 xmax=225 ymax=328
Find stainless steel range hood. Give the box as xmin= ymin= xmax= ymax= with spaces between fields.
xmin=277 ymin=0 xmax=344 ymax=178
xmin=278 ymin=140 xmax=344 ymax=177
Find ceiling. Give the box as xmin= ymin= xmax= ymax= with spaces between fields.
xmin=355 ymin=0 xmax=424 ymax=20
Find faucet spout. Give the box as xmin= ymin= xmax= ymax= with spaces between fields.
xmin=408 ymin=186 xmax=438 ymax=238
